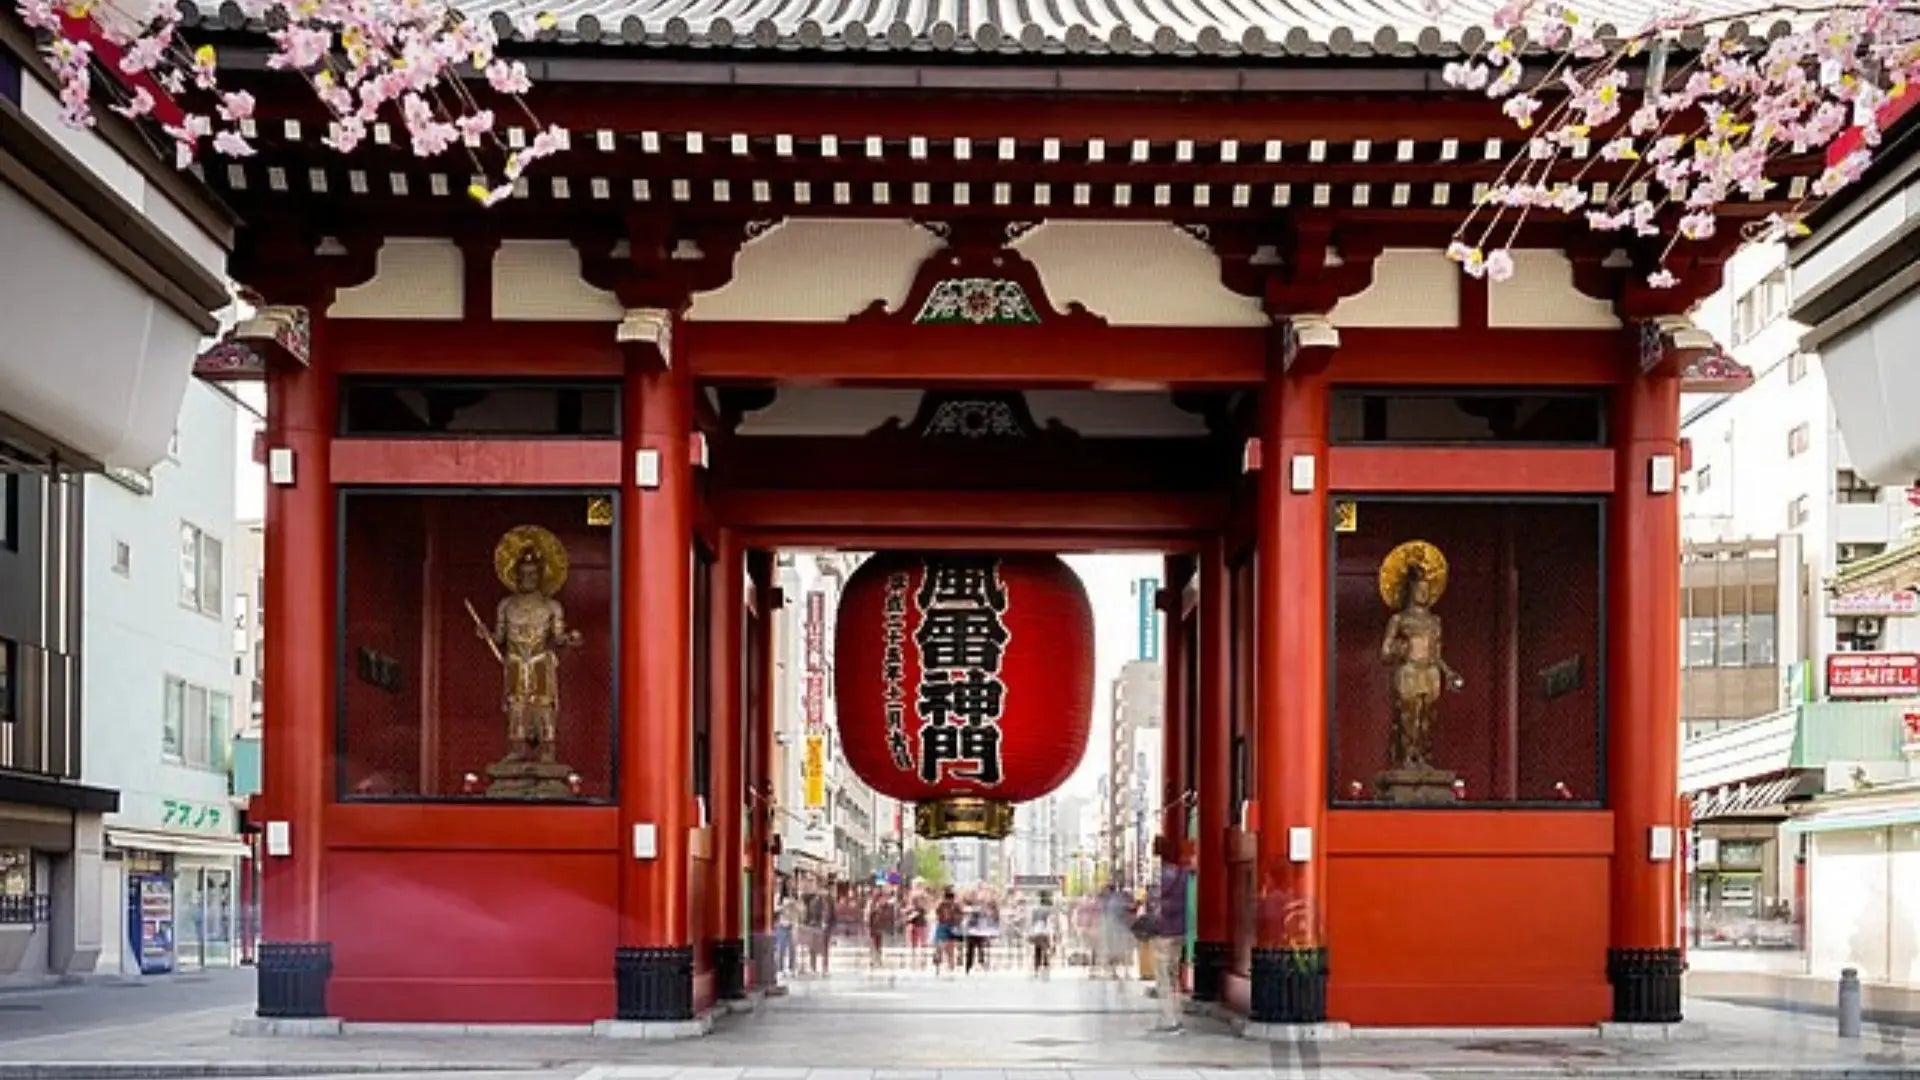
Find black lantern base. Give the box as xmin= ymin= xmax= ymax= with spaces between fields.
xmin=1607 ymin=947 xmax=1684 ymax=1023
xmin=615 ymin=945 xmax=695 ymax=1021
xmin=1192 ymin=939 xmax=1230 ymax=1003
xmin=750 ymin=932 xmax=778 ymax=992
xmin=256 ymin=941 xmax=332 ymax=1018
xmin=1250 ymin=946 xmax=1328 ymax=1024
xmin=711 ymin=938 xmax=746 ymax=1000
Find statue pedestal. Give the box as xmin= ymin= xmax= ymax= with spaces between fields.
xmin=1375 ymin=766 xmax=1456 ymax=806
xmin=487 ymin=759 xmax=575 ymax=798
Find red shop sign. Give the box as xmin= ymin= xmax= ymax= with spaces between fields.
xmin=1826 ymin=652 xmax=1920 ymax=699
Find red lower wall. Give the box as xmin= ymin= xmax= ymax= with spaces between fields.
xmin=1324 ymin=810 xmax=1612 ymax=1027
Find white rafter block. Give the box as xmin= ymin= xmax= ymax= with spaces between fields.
xmin=1264 ymin=139 xmax=1282 ymax=162
xmin=910 ymin=136 xmax=927 ymax=159
xmin=1232 ymin=183 xmax=1249 ymax=207
xmin=912 ymin=181 xmax=929 ymax=203
xmin=1043 ymin=137 xmax=1060 ymax=162
xmin=1088 ymin=138 xmax=1105 ymax=162
xmin=226 ymin=163 xmax=246 ymax=189
xmin=1114 ymin=183 xmax=1132 ymax=207
xmin=776 ymin=134 xmax=794 ymax=156
xmin=954 ymin=181 xmax=970 ymax=205
xmin=592 ymin=177 xmax=610 ymax=199
xmin=283 ymin=119 xmax=302 ymax=140
xmin=308 ymin=168 xmax=327 ymax=192
xmin=1432 ymin=181 xmax=1451 ymax=205
xmin=713 ymin=179 xmax=730 ymax=202
xmin=794 ymin=180 xmax=812 ymax=203
xmin=1473 ymin=181 xmax=1491 ymax=203
xmin=634 ymin=179 xmax=652 ymax=200
xmin=753 ymin=179 xmax=770 ymax=202
xmin=641 ymin=131 xmax=661 ymax=152
xmin=1391 ymin=182 xmax=1409 ymax=206
xmin=1192 ymin=184 xmax=1210 ymax=206
xmin=553 ymin=176 xmax=571 ymax=199
xmin=732 ymin=133 xmax=749 ymax=155
xmin=239 ymin=118 xmax=256 ymax=138
xmin=1313 ymin=183 xmax=1331 ymax=206
xmin=1632 ymin=181 xmax=1650 ymax=201
xmin=1396 ymin=139 xmax=1414 ymax=161
xmin=998 ymin=136 xmax=1016 ymax=161
xmin=1221 ymin=140 xmax=1239 ymax=163
xmin=1573 ymin=136 xmax=1591 ymax=159
xmin=821 ymin=134 xmax=839 ymax=157
xmin=1153 ymin=183 xmax=1171 ymax=206
xmin=1483 ymin=137 xmax=1501 ymax=158
xmin=1789 ymin=175 xmax=1808 ymax=199
xmin=1353 ymin=139 xmax=1371 ymax=162
xmin=597 ymin=129 xmax=616 ymax=152
xmin=1352 ymin=182 xmax=1369 ymax=206
xmin=427 ymin=173 xmax=446 ymax=197
xmin=1175 ymin=139 xmax=1194 ymax=162
xmin=685 ymin=131 xmax=704 ymax=154
xmin=512 ymin=177 xmax=529 ymax=199
xmin=1131 ymin=138 xmax=1149 ymax=162
xmin=994 ymin=181 xmax=1011 ymax=205
xmin=470 ymin=173 xmax=487 ymax=195
xmin=1074 ymin=182 xmax=1090 ymax=206
xmin=1034 ymin=183 xmax=1051 ymax=206
xmin=833 ymin=181 xmax=850 ymax=204
xmin=1309 ymin=139 xmax=1327 ymax=162
xmin=672 ymin=178 xmax=691 ymax=201
xmin=1274 ymin=183 xmax=1291 ymax=206
xmin=1440 ymin=138 xmax=1458 ymax=160
xmin=508 ymin=126 xmax=526 ymax=148
xmin=955 ymin=136 xmax=972 ymax=160
xmin=866 ymin=135 xmax=883 ymax=158
xmin=1591 ymin=181 xmax=1610 ymax=201
xmin=872 ymin=181 xmax=889 ymax=204
xmin=372 ymin=123 xmax=391 ymax=146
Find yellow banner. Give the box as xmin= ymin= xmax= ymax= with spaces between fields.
xmin=802 ymin=735 xmax=826 ymax=808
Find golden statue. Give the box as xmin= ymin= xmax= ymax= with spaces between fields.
xmin=467 ymin=525 xmax=581 ymax=797
xmin=1375 ymin=540 xmax=1464 ymax=804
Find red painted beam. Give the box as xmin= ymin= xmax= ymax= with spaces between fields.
xmin=328 ymin=320 xmax=621 ymax=376
xmin=1332 ymin=330 xmax=1629 ymax=384
xmin=711 ymin=489 xmax=1228 ymax=534
xmin=683 ymin=322 xmax=1266 ymax=388
xmin=325 ymin=804 xmax=620 ymax=851
xmin=330 ymin=439 xmax=622 ymax=486
xmin=738 ymin=529 xmax=1200 ymax=553
xmin=1328 ymin=447 xmax=1616 ymax=493
xmin=1326 ymin=810 xmax=1614 ymax=856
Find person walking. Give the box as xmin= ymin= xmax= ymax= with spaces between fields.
xmin=775 ymin=888 xmax=803 ymax=975
xmin=866 ymin=888 xmax=896 ymax=969
xmin=1148 ymin=837 xmax=1192 ymax=1033
xmin=933 ymin=887 xmax=963 ymax=976
xmin=1028 ymin=891 xmax=1059 ymax=979
xmin=1097 ymin=884 xmax=1130 ymax=980
xmin=905 ymin=890 xmax=930 ymax=968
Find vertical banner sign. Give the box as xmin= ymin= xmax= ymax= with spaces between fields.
xmin=803 ymin=589 xmax=827 ymax=809
xmin=1136 ymin=577 xmax=1161 ymax=662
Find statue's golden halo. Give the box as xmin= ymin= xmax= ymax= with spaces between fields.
xmin=1377 ymin=540 xmax=1449 ymax=609
xmin=493 ymin=525 xmax=570 ymax=596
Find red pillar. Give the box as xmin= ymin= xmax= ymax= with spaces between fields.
xmin=710 ymin=529 xmax=747 ymax=999
xmin=1193 ymin=537 xmax=1233 ymax=1002
xmin=1606 ymin=370 xmax=1684 ymax=1023
xmin=746 ymin=551 xmax=778 ymax=989
xmin=1252 ymin=365 xmax=1331 ymax=1023
xmin=615 ymin=344 xmax=696 ymax=1021
xmin=257 ymin=316 xmax=335 ymax=1017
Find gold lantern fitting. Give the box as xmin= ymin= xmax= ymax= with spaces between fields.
xmin=915 ymin=797 xmax=1014 ymax=840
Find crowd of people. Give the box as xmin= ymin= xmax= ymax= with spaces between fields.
xmin=770 ymin=839 xmax=1192 ymax=1033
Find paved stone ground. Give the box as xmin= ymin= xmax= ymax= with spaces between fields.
xmin=2 ymin=966 xmax=1918 ymax=1078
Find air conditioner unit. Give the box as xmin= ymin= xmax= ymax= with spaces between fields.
xmin=1856 ymin=616 xmax=1884 ymax=640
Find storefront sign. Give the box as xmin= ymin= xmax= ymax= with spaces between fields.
xmin=1827 ymin=588 xmax=1920 ymax=617
xmin=802 ymin=734 xmax=826 ymax=809
xmin=1903 ymin=710 xmax=1920 ymax=747
xmin=1826 ymin=652 xmax=1920 ymax=698
xmin=160 ymin=799 xmax=225 ymax=831
xmin=804 ymin=590 xmax=826 ymax=733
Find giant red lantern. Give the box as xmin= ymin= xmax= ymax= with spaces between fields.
xmin=834 ymin=552 xmax=1093 ymax=839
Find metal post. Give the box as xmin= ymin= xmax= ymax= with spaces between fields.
xmin=1838 ymin=967 xmax=1862 ymax=1038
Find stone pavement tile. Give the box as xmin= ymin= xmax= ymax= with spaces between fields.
xmin=936 ymin=1071 xmax=1007 ymax=1080
xmin=673 ymin=1069 xmax=747 ymax=1080
xmin=873 ymin=1071 xmax=941 ymax=1080
xmin=604 ymin=1069 xmax=685 ymax=1079
xmin=741 ymin=1070 xmax=812 ymax=1080
xmin=1130 ymin=1070 xmax=1203 ymax=1080
xmin=806 ymin=1069 xmax=876 ymax=1080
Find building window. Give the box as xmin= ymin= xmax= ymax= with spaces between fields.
xmin=0 ymin=638 xmax=14 ymax=725
xmin=1788 ymin=494 xmax=1811 ymax=528
xmin=1696 ymin=464 xmax=1712 ymax=493
xmin=1788 ymin=352 xmax=1809 ymax=383
xmin=1787 ymin=422 xmax=1811 ymax=457
xmin=1733 ymin=268 xmax=1789 ymax=344
xmin=1717 ymin=614 xmax=1748 ymax=667
xmin=1748 ymin=613 xmax=1777 ymax=666
xmin=1837 ymin=542 xmax=1886 ymax=565
xmin=178 ymin=523 xmax=223 ymax=617
xmin=1685 ymin=616 xmax=1717 ymax=668
xmin=1836 ymin=468 xmax=1879 ymax=504
xmin=112 ymin=539 xmax=131 ymax=576
xmin=163 ymin=676 xmax=230 ymax=770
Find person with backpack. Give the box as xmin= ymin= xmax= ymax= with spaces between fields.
xmin=1028 ymin=891 xmax=1059 ymax=978
xmin=933 ymin=886 xmax=963 ymax=976
xmin=1147 ymin=836 xmax=1192 ymax=1033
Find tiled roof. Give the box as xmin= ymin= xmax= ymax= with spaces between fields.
xmin=192 ymin=0 xmax=1796 ymax=61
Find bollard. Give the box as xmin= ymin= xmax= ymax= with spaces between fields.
xmin=1838 ymin=967 xmax=1863 ymax=1039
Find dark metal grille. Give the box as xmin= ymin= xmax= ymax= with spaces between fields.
xmin=1329 ymin=498 xmax=1604 ymax=808
xmin=0 ymin=894 xmax=51 ymax=924
xmin=336 ymin=490 xmax=617 ymax=802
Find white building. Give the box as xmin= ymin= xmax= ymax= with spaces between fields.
xmin=82 ymin=382 xmax=245 ymax=974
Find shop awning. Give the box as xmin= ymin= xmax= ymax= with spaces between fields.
xmin=106 ymin=827 xmax=251 ymax=860
xmin=1688 ymin=775 xmax=1805 ymax=821
xmin=1783 ymin=805 xmax=1920 ymax=834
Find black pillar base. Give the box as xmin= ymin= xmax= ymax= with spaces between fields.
xmin=1250 ymin=946 xmax=1329 ymax=1024
xmin=1192 ymin=939 xmax=1230 ymax=1003
xmin=750 ymin=932 xmax=778 ymax=992
xmin=711 ymin=938 xmax=747 ymax=1000
xmin=256 ymin=941 xmax=332 ymax=1019
xmin=615 ymin=945 xmax=695 ymax=1021
xmin=1607 ymin=947 xmax=1684 ymax=1024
